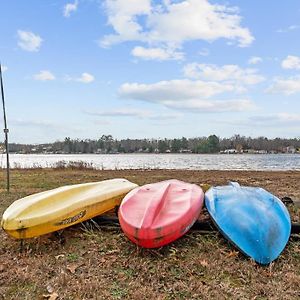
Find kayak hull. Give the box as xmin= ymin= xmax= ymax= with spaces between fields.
xmin=205 ymin=182 xmax=291 ymax=264
xmin=121 ymin=215 xmax=199 ymax=248
xmin=119 ymin=179 xmax=204 ymax=248
xmin=1 ymin=179 xmax=138 ymax=239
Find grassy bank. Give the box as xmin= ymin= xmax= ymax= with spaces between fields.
xmin=0 ymin=169 xmax=300 ymax=299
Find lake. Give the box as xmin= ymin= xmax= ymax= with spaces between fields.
xmin=1 ymin=153 xmax=299 ymax=171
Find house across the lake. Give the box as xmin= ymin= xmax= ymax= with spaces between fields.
xmin=284 ymin=146 xmax=296 ymax=154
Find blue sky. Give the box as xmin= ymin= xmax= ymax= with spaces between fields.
xmin=1 ymin=0 xmax=300 ymax=143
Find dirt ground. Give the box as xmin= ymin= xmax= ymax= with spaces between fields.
xmin=0 ymin=168 xmax=300 ymax=299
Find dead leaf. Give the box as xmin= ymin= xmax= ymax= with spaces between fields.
xmin=49 ymin=293 xmax=59 ymax=300
xmin=0 ymin=264 xmax=6 ymax=272
xmin=43 ymin=292 xmax=58 ymax=300
xmin=66 ymin=265 xmax=77 ymax=274
xmin=55 ymin=254 xmax=65 ymax=260
xmin=200 ymin=183 xmax=211 ymax=192
xmin=227 ymin=250 xmax=239 ymax=258
xmin=99 ymin=257 xmax=106 ymax=263
xmin=199 ymin=260 xmax=209 ymax=267
xmin=66 ymin=263 xmax=82 ymax=274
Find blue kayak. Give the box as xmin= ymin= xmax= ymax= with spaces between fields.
xmin=205 ymin=182 xmax=291 ymax=264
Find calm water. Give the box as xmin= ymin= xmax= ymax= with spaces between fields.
xmin=1 ymin=153 xmax=299 ymax=171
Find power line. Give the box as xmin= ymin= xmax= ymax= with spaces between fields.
xmin=0 ymin=62 xmax=10 ymax=192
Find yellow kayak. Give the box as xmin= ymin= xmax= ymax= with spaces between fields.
xmin=1 ymin=178 xmax=138 ymax=239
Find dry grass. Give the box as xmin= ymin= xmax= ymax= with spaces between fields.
xmin=0 ymin=169 xmax=300 ymax=299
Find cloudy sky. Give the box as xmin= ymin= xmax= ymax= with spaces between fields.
xmin=1 ymin=0 xmax=300 ymax=143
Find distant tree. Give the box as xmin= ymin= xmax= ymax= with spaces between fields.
xmin=148 ymin=145 xmax=154 ymax=153
xmin=207 ymin=135 xmax=220 ymax=153
xmin=171 ymin=139 xmax=181 ymax=152
xmin=117 ymin=143 xmax=125 ymax=153
xmin=63 ymin=137 xmax=72 ymax=153
xmin=158 ymin=140 xmax=169 ymax=153
xmin=195 ymin=140 xmax=209 ymax=153
xmin=8 ymin=134 xmax=300 ymax=154
xmin=194 ymin=135 xmax=219 ymax=153
xmin=181 ymin=137 xmax=189 ymax=149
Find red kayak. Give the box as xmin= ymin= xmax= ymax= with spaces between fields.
xmin=118 ymin=179 xmax=204 ymax=248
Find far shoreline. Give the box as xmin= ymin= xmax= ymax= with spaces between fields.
xmin=2 ymin=153 xmax=299 ymax=171
xmin=5 ymin=152 xmax=300 ymax=155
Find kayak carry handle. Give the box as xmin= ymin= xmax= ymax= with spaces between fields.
xmin=229 ymin=182 xmax=241 ymax=188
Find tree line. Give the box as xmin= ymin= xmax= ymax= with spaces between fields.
xmin=4 ymin=134 xmax=300 ymax=154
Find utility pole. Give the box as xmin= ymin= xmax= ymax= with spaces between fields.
xmin=0 ymin=62 xmax=10 ymax=192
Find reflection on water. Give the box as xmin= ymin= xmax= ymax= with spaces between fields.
xmin=1 ymin=153 xmax=299 ymax=171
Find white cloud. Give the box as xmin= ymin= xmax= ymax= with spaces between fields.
xmin=163 ymin=98 xmax=254 ymax=112
xmin=101 ymin=0 xmax=151 ymax=47
xmin=223 ymin=113 xmax=300 ymax=128
xmin=183 ymin=63 xmax=265 ymax=85
xmin=120 ymin=79 xmax=236 ymax=100
xmin=198 ymin=48 xmax=210 ymax=56
xmin=93 ymin=120 xmax=111 ymax=125
xmin=277 ymin=25 xmax=300 ymax=33
xmin=86 ymin=108 xmax=150 ymax=118
xmin=1 ymin=65 xmax=8 ymax=72
xmin=101 ymin=0 xmax=253 ymax=55
xmin=281 ymin=55 xmax=300 ymax=70
xmin=66 ymin=73 xmax=95 ymax=83
xmin=63 ymin=0 xmax=78 ymax=17
xmin=77 ymin=73 xmax=95 ymax=83
xmin=119 ymin=79 xmax=255 ymax=113
xmin=288 ymin=25 xmax=299 ymax=30
xmin=85 ymin=108 xmax=182 ymax=120
xmin=266 ymin=76 xmax=300 ymax=95
xmin=248 ymin=56 xmax=262 ymax=65
xmin=276 ymin=113 xmax=300 ymax=122
xmin=33 ymin=70 xmax=55 ymax=81
xmin=249 ymin=113 xmax=300 ymax=125
xmin=131 ymin=46 xmax=184 ymax=61
xmin=17 ymin=30 xmax=43 ymax=52
xmin=147 ymin=0 xmax=253 ymax=47
xmin=148 ymin=112 xmax=182 ymax=120
xmin=11 ymin=119 xmax=59 ymax=128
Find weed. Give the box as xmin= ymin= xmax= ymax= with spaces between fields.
xmin=67 ymin=252 xmax=79 ymax=261
xmin=110 ymin=282 xmax=128 ymax=299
